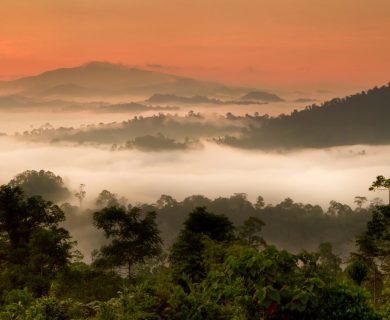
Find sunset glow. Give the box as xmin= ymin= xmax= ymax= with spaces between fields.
xmin=1 ymin=0 xmax=389 ymax=88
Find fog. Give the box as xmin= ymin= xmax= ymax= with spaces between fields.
xmin=0 ymin=86 xmax=339 ymax=135
xmin=1 ymin=83 xmax=387 ymax=262
xmin=0 ymin=135 xmax=388 ymax=208
xmin=0 ymin=102 xmax=294 ymax=134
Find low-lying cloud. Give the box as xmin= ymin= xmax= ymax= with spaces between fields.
xmin=0 ymin=136 xmax=388 ymax=208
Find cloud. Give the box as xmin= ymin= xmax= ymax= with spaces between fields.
xmin=0 ymin=136 xmax=388 ymax=210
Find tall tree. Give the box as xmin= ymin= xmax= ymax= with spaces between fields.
xmin=169 ymin=207 xmax=235 ymax=283
xmin=317 ymin=242 xmax=342 ymax=277
xmin=95 ymin=189 xmax=127 ymax=209
xmin=74 ymin=184 xmax=86 ymax=208
xmin=254 ymin=195 xmax=266 ymax=209
xmin=369 ymin=175 xmax=390 ymax=205
xmin=93 ymin=206 xmax=162 ymax=279
xmin=354 ymin=196 xmax=368 ymax=210
xmin=237 ymin=216 xmax=266 ymax=249
xmin=8 ymin=170 xmax=71 ymax=203
xmin=354 ymin=204 xmax=390 ymax=305
xmin=0 ymin=185 xmax=74 ymax=296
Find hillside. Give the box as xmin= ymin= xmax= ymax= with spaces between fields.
xmin=221 ymin=84 xmax=390 ymax=149
xmin=0 ymin=61 xmax=255 ymax=98
xmin=145 ymin=93 xmax=263 ymax=105
xmin=240 ymin=90 xmax=284 ymax=102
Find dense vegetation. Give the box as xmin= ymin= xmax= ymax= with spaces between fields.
xmin=16 ymin=83 xmax=390 ymax=151
xmin=18 ymin=112 xmax=256 ymax=146
xmin=10 ymin=170 xmax=381 ymax=258
xmin=0 ymin=173 xmax=389 ymax=319
xmin=220 ymin=84 xmax=390 ymax=149
xmin=145 ymin=93 xmax=263 ymax=105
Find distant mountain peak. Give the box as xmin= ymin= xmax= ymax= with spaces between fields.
xmin=241 ymin=91 xmax=284 ymax=102
xmin=0 ymin=62 xmax=256 ymax=97
xmin=80 ymin=61 xmax=133 ymax=71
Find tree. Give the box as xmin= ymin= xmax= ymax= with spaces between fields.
xmin=74 ymin=184 xmax=86 ymax=207
xmin=51 ymin=262 xmax=124 ymax=302
xmin=169 ymin=207 xmax=235 ymax=283
xmin=347 ymin=258 xmax=369 ymax=286
xmin=370 ymin=197 xmax=385 ymax=208
xmin=317 ymin=242 xmax=342 ymax=277
xmin=95 ymin=190 xmax=127 ymax=209
xmin=237 ymin=216 xmax=266 ymax=249
xmin=369 ymin=175 xmax=390 ymax=205
xmin=156 ymin=194 xmax=178 ymax=209
xmin=327 ymin=200 xmax=353 ymax=216
xmin=93 ymin=206 xmax=162 ymax=279
xmin=254 ymin=195 xmax=265 ymax=209
xmin=8 ymin=170 xmax=71 ymax=203
xmin=354 ymin=204 xmax=390 ymax=305
xmin=181 ymin=206 xmax=235 ymax=242
xmin=185 ymin=245 xmax=380 ymax=320
xmin=0 ymin=185 xmax=75 ymax=296
xmin=354 ymin=196 xmax=368 ymax=210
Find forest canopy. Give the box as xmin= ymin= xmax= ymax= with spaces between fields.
xmin=14 ymin=84 xmax=390 ymax=151
xmin=0 ymin=172 xmax=389 ymax=319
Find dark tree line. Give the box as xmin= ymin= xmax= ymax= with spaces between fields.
xmin=0 ymin=175 xmax=389 ymax=318
xmin=220 ymin=84 xmax=390 ymax=149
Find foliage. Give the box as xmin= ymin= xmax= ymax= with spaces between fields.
xmin=8 ymin=170 xmax=71 ymax=203
xmin=169 ymin=207 xmax=235 ymax=283
xmin=51 ymin=262 xmax=124 ymax=302
xmin=220 ymin=84 xmax=390 ymax=149
xmin=353 ymin=205 xmax=390 ymax=305
xmin=237 ymin=216 xmax=266 ymax=248
xmin=93 ymin=206 xmax=162 ymax=278
xmin=135 ymin=193 xmax=372 ymax=258
xmin=369 ymin=176 xmax=390 ymax=206
xmin=347 ymin=258 xmax=370 ymax=285
xmin=0 ymin=178 xmax=388 ymax=319
xmin=0 ymin=185 xmax=75 ymax=296
xmin=369 ymin=176 xmax=390 ymax=192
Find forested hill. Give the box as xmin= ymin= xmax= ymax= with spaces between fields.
xmin=221 ymin=84 xmax=390 ymax=149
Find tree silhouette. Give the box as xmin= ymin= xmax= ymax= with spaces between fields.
xmin=93 ymin=206 xmax=162 ymax=279
xmin=354 ymin=196 xmax=368 ymax=210
xmin=169 ymin=207 xmax=235 ymax=283
xmin=369 ymin=175 xmax=390 ymax=205
xmin=75 ymin=184 xmax=86 ymax=207
xmin=237 ymin=216 xmax=266 ymax=249
xmin=8 ymin=170 xmax=71 ymax=203
xmin=0 ymin=185 xmax=74 ymax=295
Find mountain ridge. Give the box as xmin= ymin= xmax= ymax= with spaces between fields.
xmin=0 ymin=61 xmax=257 ymax=98
xmin=220 ymin=83 xmax=390 ymax=149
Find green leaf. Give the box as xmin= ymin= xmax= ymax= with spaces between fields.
xmin=256 ymin=288 xmax=266 ymax=304
xmin=267 ymin=286 xmax=280 ymax=304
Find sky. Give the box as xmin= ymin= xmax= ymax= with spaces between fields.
xmin=1 ymin=0 xmax=389 ymax=89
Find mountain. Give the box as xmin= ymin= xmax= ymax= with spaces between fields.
xmin=0 ymin=94 xmax=76 ymax=110
xmin=38 ymin=84 xmax=110 ymax=98
xmin=220 ymin=84 xmax=390 ymax=149
xmin=240 ymin=91 xmax=284 ymax=102
xmin=0 ymin=62 xmax=257 ymax=98
xmin=97 ymin=102 xmax=179 ymax=113
xmin=0 ymin=93 xmax=180 ymax=113
xmin=145 ymin=93 xmax=263 ymax=105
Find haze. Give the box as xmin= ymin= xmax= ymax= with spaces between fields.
xmin=0 ymin=135 xmax=388 ymax=208
xmin=1 ymin=0 xmax=390 ymax=89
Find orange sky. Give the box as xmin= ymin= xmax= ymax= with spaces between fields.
xmin=1 ymin=0 xmax=389 ymax=89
